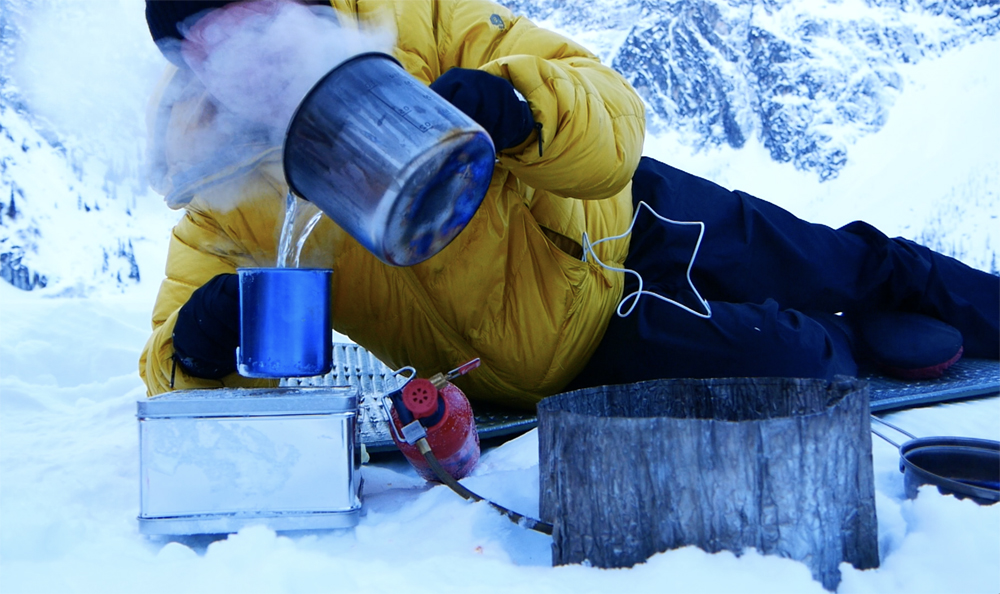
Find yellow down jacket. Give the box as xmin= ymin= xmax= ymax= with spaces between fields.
xmin=139 ymin=0 xmax=646 ymax=407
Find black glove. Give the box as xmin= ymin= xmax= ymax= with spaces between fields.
xmin=172 ymin=273 xmax=240 ymax=380
xmin=430 ymin=68 xmax=536 ymax=151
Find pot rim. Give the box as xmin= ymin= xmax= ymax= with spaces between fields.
xmin=899 ymin=436 xmax=1000 ymax=503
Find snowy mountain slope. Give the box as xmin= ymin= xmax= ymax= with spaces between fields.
xmin=643 ymin=36 xmax=1000 ymax=274
xmin=0 ymin=103 xmax=170 ymax=294
xmin=0 ymin=0 xmax=180 ymax=295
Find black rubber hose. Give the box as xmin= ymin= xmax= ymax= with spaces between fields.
xmin=418 ymin=438 xmax=553 ymax=535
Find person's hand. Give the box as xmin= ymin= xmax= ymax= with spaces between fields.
xmin=430 ymin=68 xmax=536 ymax=151
xmin=172 ymin=273 xmax=240 ymax=379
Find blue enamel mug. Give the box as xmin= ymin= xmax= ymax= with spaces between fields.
xmin=236 ymin=267 xmax=333 ymax=378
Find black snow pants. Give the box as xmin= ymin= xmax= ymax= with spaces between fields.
xmin=570 ymin=157 xmax=999 ymax=388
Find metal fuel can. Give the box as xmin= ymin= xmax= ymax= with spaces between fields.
xmin=137 ymin=386 xmax=361 ymax=535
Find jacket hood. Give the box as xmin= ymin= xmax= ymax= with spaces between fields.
xmin=145 ymin=64 xmax=285 ymax=209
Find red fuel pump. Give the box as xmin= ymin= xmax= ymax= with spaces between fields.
xmin=382 ymin=358 xmax=552 ymax=535
xmin=386 ymin=360 xmax=481 ymax=481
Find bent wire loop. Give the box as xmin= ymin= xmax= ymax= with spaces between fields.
xmin=581 ymin=200 xmax=713 ymax=320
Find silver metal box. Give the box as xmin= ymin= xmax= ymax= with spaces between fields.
xmin=137 ymin=386 xmax=361 ymax=535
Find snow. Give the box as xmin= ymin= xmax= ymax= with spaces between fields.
xmin=1 ymin=2 xmax=999 ymax=593
xmin=1 ymin=286 xmax=998 ymax=593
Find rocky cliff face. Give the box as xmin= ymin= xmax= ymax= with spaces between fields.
xmin=502 ymin=0 xmax=998 ymax=180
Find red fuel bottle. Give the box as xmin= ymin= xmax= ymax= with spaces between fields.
xmin=387 ymin=362 xmax=481 ymax=481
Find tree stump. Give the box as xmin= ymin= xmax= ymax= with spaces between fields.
xmin=538 ymin=377 xmax=878 ymax=590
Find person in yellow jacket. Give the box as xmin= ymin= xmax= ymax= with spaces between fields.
xmin=140 ymin=0 xmax=999 ymax=405
xmin=141 ymin=0 xmax=644 ymax=407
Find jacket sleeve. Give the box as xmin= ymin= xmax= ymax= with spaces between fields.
xmin=139 ymin=198 xmax=277 ymax=396
xmin=437 ymin=0 xmax=646 ymax=201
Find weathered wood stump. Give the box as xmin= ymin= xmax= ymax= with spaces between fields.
xmin=538 ymin=377 xmax=878 ymax=590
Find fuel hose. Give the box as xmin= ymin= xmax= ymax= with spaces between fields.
xmin=416 ymin=437 xmax=553 ymax=535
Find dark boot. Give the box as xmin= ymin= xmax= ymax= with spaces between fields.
xmin=841 ymin=222 xmax=998 ymax=360
xmin=848 ymin=311 xmax=964 ymax=380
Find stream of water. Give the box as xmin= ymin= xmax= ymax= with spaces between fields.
xmin=277 ymin=191 xmax=324 ymax=268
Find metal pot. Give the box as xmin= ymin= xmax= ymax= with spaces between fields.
xmin=283 ymin=52 xmax=496 ymax=266
xmin=871 ymin=417 xmax=999 ymax=505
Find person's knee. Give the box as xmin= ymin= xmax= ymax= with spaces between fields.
xmin=754 ymin=305 xmax=859 ymax=380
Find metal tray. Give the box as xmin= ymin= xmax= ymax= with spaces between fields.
xmin=282 ymin=344 xmax=536 ymax=453
xmin=284 ymin=346 xmax=997 ymax=452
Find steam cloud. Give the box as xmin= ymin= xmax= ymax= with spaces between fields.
xmin=155 ymin=0 xmax=396 ymax=210
xmin=183 ymin=1 xmax=395 ymax=129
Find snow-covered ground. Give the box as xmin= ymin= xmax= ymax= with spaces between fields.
xmin=1 ymin=3 xmax=999 ymax=593
xmin=0 ymin=280 xmax=998 ymax=593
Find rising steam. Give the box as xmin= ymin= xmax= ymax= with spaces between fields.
xmin=154 ymin=0 xmax=396 ymax=210
xmin=182 ymin=1 xmax=395 ymax=129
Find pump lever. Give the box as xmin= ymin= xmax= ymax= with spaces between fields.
xmin=447 ymin=358 xmax=481 ymax=379
xmin=430 ymin=358 xmax=481 ymax=389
